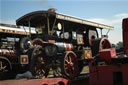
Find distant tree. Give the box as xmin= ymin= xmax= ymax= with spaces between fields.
xmin=116 ymin=41 xmax=123 ymax=53
xmin=112 ymin=44 xmax=116 ymax=48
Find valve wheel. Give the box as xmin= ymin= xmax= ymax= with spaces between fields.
xmin=29 ymin=46 xmax=49 ymax=78
xmin=32 ymin=38 xmax=44 ymax=46
xmin=61 ymin=51 xmax=78 ymax=79
xmin=92 ymin=38 xmax=112 ymax=56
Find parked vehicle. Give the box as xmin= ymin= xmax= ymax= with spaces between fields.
xmin=0 ymin=9 xmax=114 ymax=79
xmin=0 ymin=23 xmax=36 ymax=79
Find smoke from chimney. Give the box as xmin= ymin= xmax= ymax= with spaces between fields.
xmin=38 ymin=0 xmax=53 ymax=9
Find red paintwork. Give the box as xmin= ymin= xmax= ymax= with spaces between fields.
xmin=0 ymin=78 xmax=68 ymax=85
xmin=37 ymin=78 xmax=68 ymax=85
xmin=1 ymin=61 xmax=128 ymax=85
xmin=0 ymin=49 xmax=16 ymax=57
xmin=123 ymin=18 xmax=128 ymax=54
xmin=0 ymin=77 xmax=89 ymax=85
xmin=99 ymin=48 xmax=116 ymax=62
xmin=64 ymin=43 xmax=74 ymax=51
xmin=89 ymin=60 xmax=128 ymax=85
xmin=0 ymin=79 xmax=43 ymax=85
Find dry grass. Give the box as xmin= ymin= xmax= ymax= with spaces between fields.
xmin=81 ymin=66 xmax=89 ymax=74
xmin=48 ymin=66 xmax=89 ymax=77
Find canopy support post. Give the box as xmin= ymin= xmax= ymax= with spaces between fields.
xmin=47 ymin=16 xmax=50 ymax=35
xmin=28 ymin=20 xmax=31 ymax=37
xmin=101 ymin=28 xmax=103 ymax=38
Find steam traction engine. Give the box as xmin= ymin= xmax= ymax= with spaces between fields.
xmin=15 ymin=9 xmax=114 ymax=79
xmin=0 ymin=9 xmax=114 ymax=80
xmin=0 ymin=23 xmax=36 ymax=79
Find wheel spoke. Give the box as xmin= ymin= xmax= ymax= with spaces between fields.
xmin=65 ymin=59 xmax=69 ymax=64
xmin=65 ymin=64 xmax=68 ymax=70
xmin=67 ymin=56 xmax=70 ymax=63
xmin=62 ymin=51 xmax=78 ymax=79
xmin=69 ymin=56 xmax=72 ymax=63
xmin=0 ymin=61 xmax=7 ymax=71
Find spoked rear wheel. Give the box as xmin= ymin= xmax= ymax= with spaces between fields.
xmin=92 ymin=38 xmax=112 ymax=56
xmin=61 ymin=51 xmax=78 ymax=79
xmin=29 ymin=46 xmax=49 ymax=78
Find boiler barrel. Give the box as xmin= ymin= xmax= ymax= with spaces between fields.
xmin=54 ymin=43 xmax=74 ymax=53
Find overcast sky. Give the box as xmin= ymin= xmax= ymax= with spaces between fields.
xmin=0 ymin=0 xmax=128 ymax=44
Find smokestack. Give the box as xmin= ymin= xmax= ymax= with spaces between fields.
xmin=48 ymin=8 xmax=57 ymax=12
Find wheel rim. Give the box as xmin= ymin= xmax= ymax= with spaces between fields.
xmin=63 ymin=52 xmax=78 ymax=78
xmin=100 ymin=38 xmax=112 ymax=50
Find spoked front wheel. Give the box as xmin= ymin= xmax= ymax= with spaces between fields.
xmin=61 ymin=51 xmax=78 ymax=79
xmin=28 ymin=46 xmax=49 ymax=78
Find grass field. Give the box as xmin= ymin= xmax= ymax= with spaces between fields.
xmin=81 ymin=66 xmax=89 ymax=74
xmin=48 ymin=66 xmax=89 ymax=77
